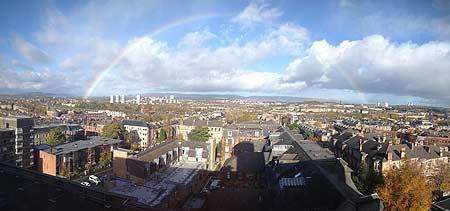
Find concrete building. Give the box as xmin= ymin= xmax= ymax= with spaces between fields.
xmin=115 ymin=95 xmax=119 ymax=103
xmin=0 ymin=129 xmax=16 ymax=164
xmin=120 ymin=95 xmax=125 ymax=104
xmin=0 ymin=116 xmax=34 ymax=168
xmin=136 ymin=94 xmax=141 ymax=105
xmin=110 ymin=95 xmax=114 ymax=104
xmin=35 ymin=136 xmax=122 ymax=176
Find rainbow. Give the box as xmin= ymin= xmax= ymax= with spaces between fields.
xmin=83 ymin=13 xmax=368 ymax=103
xmin=83 ymin=13 xmax=232 ymax=99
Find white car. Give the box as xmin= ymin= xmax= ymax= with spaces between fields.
xmin=88 ymin=175 xmax=101 ymax=185
xmin=81 ymin=181 xmax=90 ymax=187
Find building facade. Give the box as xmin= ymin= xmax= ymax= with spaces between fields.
xmin=221 ymin=122 xmax=279 ymax=163
xmin=36 ymin=136 xmax=122 ymax=176
xmin=121 ymin=120 xmax=153 ymax=149
xmin=33 ymin=124 xmax=85 ymax=145
xmin=0 ymin=129 xmax=16 ymax=164
xmin=0 ymin=116 xmax=34 ymax=168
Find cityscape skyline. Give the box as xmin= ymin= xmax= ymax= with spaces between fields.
xmin=1 ymin=0 xmax=450 ymax=106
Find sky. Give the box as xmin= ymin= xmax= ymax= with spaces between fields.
xmin=1 ymin=0 xmax=450 ymax=106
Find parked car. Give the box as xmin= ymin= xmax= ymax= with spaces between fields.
xmin=88 ymin=175 xmax=101 ymax=185
xmin=80 ymin=181 xmax=90 ymax=187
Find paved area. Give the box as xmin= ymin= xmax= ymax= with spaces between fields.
xmin=109 ymin=160 xmax=205 ymax=207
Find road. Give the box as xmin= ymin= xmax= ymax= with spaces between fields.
xmin=72 ymin=167 xmax=112 ymax=182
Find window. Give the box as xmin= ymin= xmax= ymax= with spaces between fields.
xmin=227 ymin=131 xmax=232 ymax=137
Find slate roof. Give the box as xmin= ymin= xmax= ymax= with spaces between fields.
xmin=385 ymin=144 xmax=447 ymax=161
xmin=121 ymin=119 xmax=148 ymax=127
xmin=182 ymin=118 xmax=223 ymax=127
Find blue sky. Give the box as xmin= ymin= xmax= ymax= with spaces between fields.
xmin=1 ymin=0 xmax=450 ymax=106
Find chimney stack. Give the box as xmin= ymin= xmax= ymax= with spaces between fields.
xmin=359 ymin=139 xmax=363 ymax=151
xmin=387 ymin=150 xmax=393 ymax=161
xmin=400 ymin=147 xmax=406 ymax=159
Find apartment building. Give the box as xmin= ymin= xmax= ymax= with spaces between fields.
xmin=0 ymin=129 xmax=15 ymax=164
xmin=121 ymin=119 xmax=154 ymax=149
xmin=0 ymin=116 xmax=34 ymax=168
xmin=36 ymin=136 xmax=122 ymax=176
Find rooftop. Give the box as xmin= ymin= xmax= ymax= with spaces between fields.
xmin=42 ymin=136 xmax=122 ymax=155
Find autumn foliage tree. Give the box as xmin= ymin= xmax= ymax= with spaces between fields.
xmin=376 ymin=161 xmax=432 ymax=211
xmin=188 ymin=127 xmax=211 ymax=142
xmin=430 ymin=162 xmax=450 ymax=200
xmin=102 ymin=122 xmax=126 ymax=140
xmin=46 ymin=128 xmax=66 ymax=146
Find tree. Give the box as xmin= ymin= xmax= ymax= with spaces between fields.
xmin=303 ymin=130 xmax=312 ymax=139
xmin=188 ymin=127 xmax=211 ymax=142
xmin=46 ymin=128 xmax=66 ymax=146
xmin=158 ymin=129 xmax=167 ymax=142
xmin=84 ymin=161 xmax=94 ymax=173
xmin=288 ymin=121 xmax=300 ymax=132
xmin=98 ymin=151 xmax=112 ymax=168
xmin=313 ymin=121 xmax=322 ymax=128
xmin=353 ymin=161 xmax=384 ymax=195
xmin=102 ymin=122 xmax=124 ymax=139
xmin=127 ymin=131 xmax=140 ymax=143
xmin=226 ymin=110 xmax=256 ymax=124
xmin=430 ymin=162 xmax=450 ymax=200
xmin=376 ymin=161 xmax=432 ymax=211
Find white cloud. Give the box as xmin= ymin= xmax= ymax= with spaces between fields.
xmin=233 ymin=3 xmax=282 ymax=25
xmin=98 ymin=29 xmax=309 ymax=95
xmin=0 ymin=64 xmax=69 ymax=92
xmin=180 ymin=30 xmax=217 ymax=47
xmin=14 ymin=37 xmax=51 ymax=63
xmin=283 ymin=35 xmax=450 ymax=99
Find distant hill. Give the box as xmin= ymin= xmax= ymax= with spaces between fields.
xmin=140 ymin=92 xmax=322 ymax=102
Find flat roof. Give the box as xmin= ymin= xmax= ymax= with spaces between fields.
xmin=43 ymin=136 xmax=122 ymax=155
